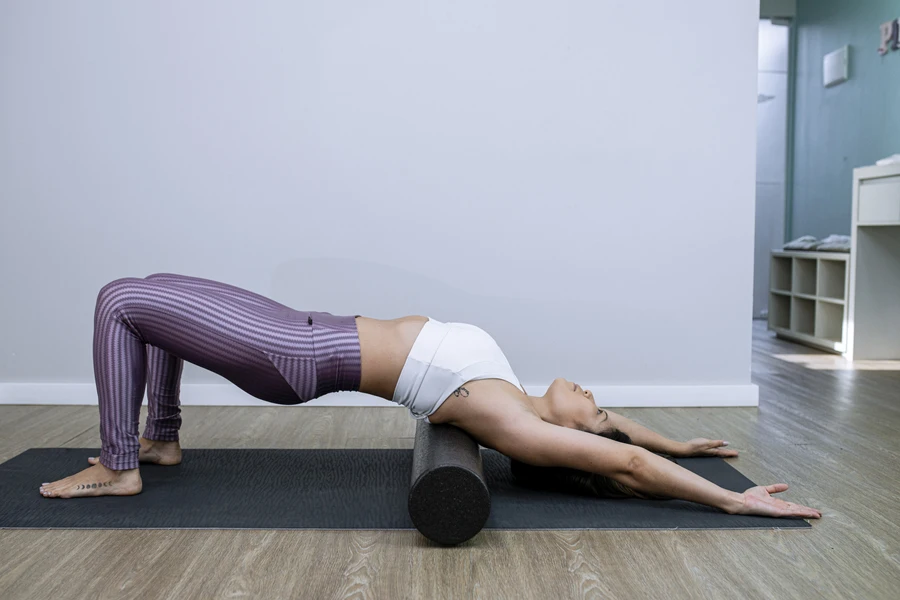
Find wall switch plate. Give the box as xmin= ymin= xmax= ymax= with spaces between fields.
xmin=823 ymin=45 xmax=850 ymax=87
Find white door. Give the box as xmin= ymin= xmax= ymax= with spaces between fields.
xmin=753 ymin=19 xmax=790 ymax=319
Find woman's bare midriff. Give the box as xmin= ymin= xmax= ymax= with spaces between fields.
xmin=354 ymin=315 xmax=429 ymax=402
xmin=354 ymin=315 xmax=529 ymax=425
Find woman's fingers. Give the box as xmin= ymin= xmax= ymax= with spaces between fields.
xmin=702 ymin=440 xmax=738 ymax=456
xmin=776 ymin=499 xmax=821 ymax=518
xmin=744 ymin=490 xmax=822 ymax=518
xmin=680 ymin=439 xmax=739 ymax=457
xmin=797 ymin=505 xmax=822 ymax=518
xmin=765 ymin=483 xmax=789 ymax=494
xmin=697 ymin=447 xmax=738 ymax=457
xmin=766 ymin=492 xmax=821 ymax=518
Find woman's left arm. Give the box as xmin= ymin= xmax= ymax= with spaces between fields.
xmin=604 ymin=410 xmax=738 ymax=458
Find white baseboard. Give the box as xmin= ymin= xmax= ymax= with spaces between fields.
xmin=0 ymin=383 xmax=759 ymax=408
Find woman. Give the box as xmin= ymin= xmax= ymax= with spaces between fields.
xmin=39 ymin=273 xmax=821 ymax=520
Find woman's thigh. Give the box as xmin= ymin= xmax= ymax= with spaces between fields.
xmin=95 ymin=277 xmax=313 ymax=404
xmin=143 ymin=272 xmax=291 ymax=313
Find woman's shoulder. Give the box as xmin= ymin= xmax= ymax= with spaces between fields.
xmin=430 ymin=381 xmax=545 ymax=455
xmin=428 ymin=379 xmax=534 ymax=426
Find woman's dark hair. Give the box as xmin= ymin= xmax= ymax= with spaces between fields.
xmin=508 ymin=428 xmax=668 ymax=500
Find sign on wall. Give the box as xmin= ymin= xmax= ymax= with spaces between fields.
xmin=824 ymin=46 xmax=850 ymax=87
xmin=880 ymin=19 xmax=900 ymax=55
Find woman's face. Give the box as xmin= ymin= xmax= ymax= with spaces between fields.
xmin=545 ymin=377 xmax=608 ymax=433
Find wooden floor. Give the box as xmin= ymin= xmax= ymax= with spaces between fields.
xmin=1 ymin=321 xmax=899 ymax=599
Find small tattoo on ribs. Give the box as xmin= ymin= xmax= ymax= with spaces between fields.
xmin=452 ymin=386 xmax=469 ymax=398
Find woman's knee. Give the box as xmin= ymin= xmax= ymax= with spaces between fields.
xmin=96 ymin=277 xmax=148 ymax=315
xmin=144 ymin=272 xmax=177 ymax=281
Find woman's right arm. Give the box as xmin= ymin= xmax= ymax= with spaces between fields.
xmin=477 ymin=415 xmax=821 ymax=519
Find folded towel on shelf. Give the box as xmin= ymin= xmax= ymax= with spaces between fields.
xmin=783 ymin=235 xmax=820 ymax=250
xmin=816 ymin=234 xmax=851 ymax=252
xmin=782 ymin=234 xmax=851 ymax=252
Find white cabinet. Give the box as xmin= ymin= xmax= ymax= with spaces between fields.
xmin=858 ymin=175 xmax=900 ymax=224
xmin=847 ymin=164 xmax=900 ymax=360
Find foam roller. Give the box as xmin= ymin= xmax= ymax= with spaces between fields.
xmin=408 ymin=420 xmax=491 ymax=545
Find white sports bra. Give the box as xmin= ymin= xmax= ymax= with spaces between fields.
xmin=391 ymin=317 xmax=524 ymax=421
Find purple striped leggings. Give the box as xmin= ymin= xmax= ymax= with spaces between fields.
xmin=94 ymin=273 xmax=362 ymax=470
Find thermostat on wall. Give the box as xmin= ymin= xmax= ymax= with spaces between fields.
xmin=823 ymin=45 xmax=850 ymax=87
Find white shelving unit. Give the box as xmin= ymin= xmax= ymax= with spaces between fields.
xmin=768 ymin=250 xmax=849 ymax=353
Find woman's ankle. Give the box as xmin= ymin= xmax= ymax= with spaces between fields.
xmin=140 ymin=435 xmax=180 ymax=445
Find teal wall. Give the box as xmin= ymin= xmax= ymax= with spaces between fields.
xmin=790 ymin=0 xmax=900 ymax=238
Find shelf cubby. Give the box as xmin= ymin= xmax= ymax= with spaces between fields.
xmin=818 ymin=259 xmax=846 ymax=301
xmin=790 ymin=296 xmax=816 ymax=336
xmin=768 ymin=250 xmax=849 ymax=353
xmin=770 ymin=255 xmax=792 ymax=291
xmin=769 ymin=293 xmax=791 ymax=329
xmin=815 ymin=300 xmax=844 ymax=343
xmin=792 ymin=258 xmax=817 ymax=296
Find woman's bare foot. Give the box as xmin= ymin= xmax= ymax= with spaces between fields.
xmin=39 ymin=462 xmax=141 ymax=498
xmin=87 ymin=437 xmax=182 ymax=467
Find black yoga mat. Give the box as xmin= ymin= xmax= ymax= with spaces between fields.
xmin=0 ymin=448 xmax=810 ymax=530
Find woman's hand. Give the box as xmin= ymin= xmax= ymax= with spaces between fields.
xmin=672 ymin=439 xmax=739 ymax=458
xmin=731 ymin=484 xmax=822 ymax=519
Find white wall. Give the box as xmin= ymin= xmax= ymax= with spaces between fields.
xmin=0 ymin=1 xmax=760 ymax=407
